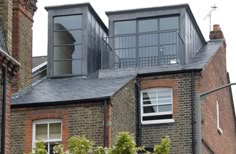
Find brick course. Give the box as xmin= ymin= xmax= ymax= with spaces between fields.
xmin=0 ymin=0 xmax=13 ymax=53
xmin=10 ymin=103 xmax=105 ymax=154
xmin=12 ymin=1 xmax=33 ymax=93
xmin=199 ymin=44 xmax=236 ymax=153
xmin=139 ymin=73 xmax=193 ymax=154
xmin=110 ymin=79 xmax=136 ymax=145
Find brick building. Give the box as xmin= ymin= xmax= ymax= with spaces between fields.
xmin=0 ymin=10 xmax=19 ymax=154
xmin=0 ymin=1 xmax=235 ymax=154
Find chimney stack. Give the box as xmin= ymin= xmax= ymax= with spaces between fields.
xmin=209 ymin=24 xmax=224 ymax=40
xmin=11 ymin=0 xmax=37 ymax=93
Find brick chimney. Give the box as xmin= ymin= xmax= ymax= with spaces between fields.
xmin=11 ymin=0 xmax=37 ymax=93
xmin=0 ymin=0 xmax=13 ymax=54
xmin=209 ymin=24 xmax=224 ymax=40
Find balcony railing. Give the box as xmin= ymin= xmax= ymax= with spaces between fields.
xmin=101 ymin=30 xmax=184 ymax=69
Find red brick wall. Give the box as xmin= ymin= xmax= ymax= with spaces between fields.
xmin=5 ymin=82 xmax=11 ymax=154
xmin=139 ymin=73 xmax=193 ymax=153
xmin=110 ymin=79 xmax=136 ymax=146
xmin=198 ymin=44 xmax=236 ymax=153
xmin=0 ymin=0 xmax=13 ymax=54
xmin=10 ymin=102 xmax=105 ymax=154
xmin=24 ymin=109 xmax=69 ymax=153
xmin=11 ymin=0 xmax=35 ymax=93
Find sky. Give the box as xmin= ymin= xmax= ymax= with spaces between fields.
xmin=32 ymin=0 xmax=236 ymax=104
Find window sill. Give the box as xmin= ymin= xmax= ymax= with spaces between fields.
xmin=141 ymin=119 xmax=175 ymax=125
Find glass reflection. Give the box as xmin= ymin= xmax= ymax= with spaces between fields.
xmin=114 ymin=20 xmax=136 ymax=35
xmin=54 ymin=15 xmax=82 ymax=30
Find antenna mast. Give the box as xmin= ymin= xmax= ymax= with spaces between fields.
xmin=204 ymin=4 xmax=218 ymax=31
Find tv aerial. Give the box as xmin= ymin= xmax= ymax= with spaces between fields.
xmin=204 ymin=4 xmax=218 ymax=31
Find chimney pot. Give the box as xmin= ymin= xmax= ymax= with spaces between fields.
xmin=209 ymin=24 xmax=224 ymax=40
xmin=213 ymin=24 xmax=220 ymax=31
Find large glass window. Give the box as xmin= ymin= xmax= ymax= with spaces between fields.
xmin=160 ymin=16 xmax=179 ymax=31
xmin=53 ymin=15 xmax=82 ymax=76
xmin=113 ymin=16 xmax=179 ymax=68
xmin=114 ymin=20 xmax=136 ymax=67
xmin=141 ymin=88 xmax=174 ymax=124
xmin=33 ymin=119 xmax=62 ymax=154
xmin=114 ymin=20 xmax=136 ymax=35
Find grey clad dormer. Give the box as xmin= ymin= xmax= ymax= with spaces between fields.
xmin=103 ymin=4 xmax=205 ymax=69
xmin=46 ymin=3 xmax=108 ymax=77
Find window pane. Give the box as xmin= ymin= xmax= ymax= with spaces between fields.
xmin=53 ymin=60 xmax=82 ymax=75
xmin=158 ymin=105 xmax=172 ymax=112
xmin=138 ymin=19 xmax=158 ymax=32
xmin=144 ymin=106 xmax=157 ymax=113
xmin=115 ymin=49 xmax=136 ymax=59
xmin=143 ymin=92 xmax=156 ymax=100
xmin=160 ymin=16 xmax=179 ymax=30
xmin=159 ymin=31 xmax=177 ymax=45
xmin=114 ymin=20 xmax=136 ymax=35
xmin=54 ymin=30 xmax=82 ymax=45
xmin=158 ymin=90 xmax=171 ymax=99
xmin=53 ymin=45 xmax=81 ymax=60
xmin=54 ymin=15 xmax=82 ymax=30
xmin=36 ymin=124 xmax=47 ymax=140
xmin=160 ymin=45 xmax=177 ymax=57
xmin=158 ymin=98 xmax=171 ymax=104
xmin=138 ymin=33 xmax=158 ymax=47
xmin=139 ymin=47 xmax=159 ymax=58
xmin=114 ymin=36 xmax=136 ymax=49
xmin=49 ymin=123 xmax=61 ymax=140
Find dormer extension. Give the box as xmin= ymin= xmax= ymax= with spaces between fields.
xmin=102 ymin=4 xmax=205 ymax=70
xmin=46 ymin=3 xmax=108 ymax=77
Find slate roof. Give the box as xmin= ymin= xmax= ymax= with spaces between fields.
xmin=11 ymin=39 xmax=223 ymax=106
xmin=32 ymin=56 xmax=47 ymax=68
xmin=11 ymin=76 xmax=134 ymax=105
xmin=99 ymin=39 xmax=223 ymax=78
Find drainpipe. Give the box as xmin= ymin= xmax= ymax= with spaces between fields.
xmin=135 ymin=80 xmax=142 ymax=146
xmin=103 ymin=99 xmax=108 ymax=147
xmin=191 ymin=72 xmax=195 ymax=154
xmin=1 ymin=67 xmax=6 ymax=154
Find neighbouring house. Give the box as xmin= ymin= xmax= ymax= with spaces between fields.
xmin=0 ymin=13 xmax=19 ymax=154
xmin=0 ymin=1 xmax=235 ymax=154
xmin=32 ymin=56 xmax=47 ymax=84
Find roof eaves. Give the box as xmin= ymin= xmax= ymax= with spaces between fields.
xmin=106 ymin=3 xmax=190 ymax=15
xmin=11 ymin=96 xmax=111 ymax=108
xmin=137 ymin=68 xmax=202 ymax=77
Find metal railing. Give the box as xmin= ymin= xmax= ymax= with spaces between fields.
xmin=101 ymin=30 xmax=185 ymax=69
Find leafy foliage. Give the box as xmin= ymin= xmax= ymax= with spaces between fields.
xmin=111 ymin=132 xmax=136 ymax=154
xmin=53 ymin=144 xmax=66 ymax=154
xmin=153 ymin=136 xmax=170 ymax=154
xmin=28 ymin=133 xmax=170 ymax=154
xmin=68 ymin=136 xmax=93 ymax=154
xmin=31 ymin=141 xmax=47 ymax=154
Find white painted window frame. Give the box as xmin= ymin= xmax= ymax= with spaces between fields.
xmin=216 ymin=100 xmax=223 ymax=134
xmin=32 ymin=119 xmax=62 ymax=153
xmin=140 ymin=88 xmax=174 ymax=124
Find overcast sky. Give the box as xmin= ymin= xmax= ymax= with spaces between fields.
xmin=32 ymin=0 xmax=236 ymax=104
